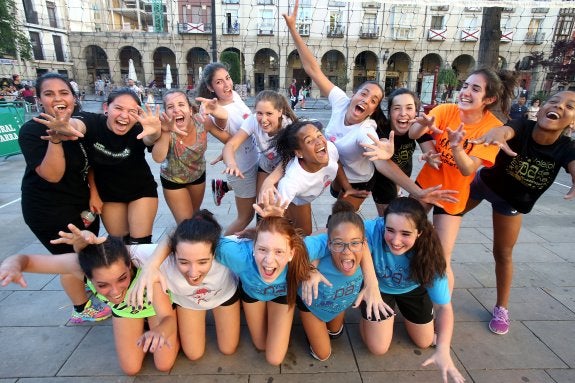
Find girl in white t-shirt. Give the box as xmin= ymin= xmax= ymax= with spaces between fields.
xmin=259 ymin=120 xmax=339 ymax=234
xmin=222 ymin=90 xmax=297 ymax=224
xmin=195 ymin=62 xmax=255 ymax=235
xmin=133 ymin=210 xmax=241 ymax=361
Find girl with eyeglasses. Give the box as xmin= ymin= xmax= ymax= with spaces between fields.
xmin=298 ymin=200 xmax=388 ymax=361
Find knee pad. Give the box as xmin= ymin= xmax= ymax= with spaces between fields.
xmin=127 ymin=235 xmax=152 ymax=245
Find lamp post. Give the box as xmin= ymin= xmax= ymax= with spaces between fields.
xmin=211 ymin=0 xmax=217 ymax=62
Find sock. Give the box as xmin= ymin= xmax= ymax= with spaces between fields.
xmin=74 ymin=300 xmax=89 ymax=313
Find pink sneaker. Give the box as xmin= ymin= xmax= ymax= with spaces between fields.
xmin=489 ymin=305 xmax=509 ymax=335
xmin=211 ymin=179 xmax=227 ymax=206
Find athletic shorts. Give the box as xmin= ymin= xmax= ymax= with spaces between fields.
xmin=469 ymin=171 xmax=520 ymax=216
xmin=239 ymin=282 xmax=287 ymax=305
xmin=360 ymin=285 xmax=434 ymax=325
xmin=160 ymin=171 xmax=206 ymax=190
xmin=227 ymin=163 xmax=257 ymax=199
xmin=371 ymin=172 xmax=399 ymax=204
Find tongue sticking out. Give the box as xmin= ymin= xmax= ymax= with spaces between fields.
xmin=341 ymin=259 xmax=355 ymax=272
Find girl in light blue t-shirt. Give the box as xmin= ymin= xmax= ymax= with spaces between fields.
xmin=362 ymin=197 xmax=464 ymax=383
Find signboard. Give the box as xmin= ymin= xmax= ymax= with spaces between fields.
xmin=420 ymin=74 xmax=435 ymax=105
xmin=0 ymin=102 xmax=25 ymax=157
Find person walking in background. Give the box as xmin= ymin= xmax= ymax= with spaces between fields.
xmin=289 ymin=78 xmax=298 ymax=109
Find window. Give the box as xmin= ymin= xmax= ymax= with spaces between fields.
xmin=392 ymin=5 xmax=417 ymax=40
xmin=297 ymin=0 xmax=311 ymax=35
xmin=554 ymin=10 xmax=575 ymax=41
xmin=259 ymin=9 xmax=274 ymax=33
xmin=46 ymin=1 xmax=58 ymax=28
xmin=22 ymin=0 xmax=38 ymax=24
xmin=526 ymin=18 xmax=545 ymax=43
xmin=431 ymin=15 xmax=444 ymax=30
xmin=29 ymin=31 xmax=43 ymax=60
xmin=463 ymin=16 xmax=478 ymax=30
xmin=53 ymin=35 xmax=64 ymax=61
xmin=328 ymin=10 xmax=344 ymax=36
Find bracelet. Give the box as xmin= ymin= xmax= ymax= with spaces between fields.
xmin=50 ymin=139 xmax=62 ymax=144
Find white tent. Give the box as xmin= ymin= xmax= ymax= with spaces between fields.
xmin=128 ymin=59 xmax=137 ymax=82
xmin=165 ymin=64 xmax=172 ymax=89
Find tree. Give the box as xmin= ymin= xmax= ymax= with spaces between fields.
xmin=542 ymin=39 xmax=575 ymax=87
xmin=0 ymin=0 xmax=32 ymax=60
xmin=437 ymin=68 xmax=458 ymax=88
xmin=220 ymin=51 xmax=241 ymax=85
xmin=477 ymin=7 xmax=502 ymax=69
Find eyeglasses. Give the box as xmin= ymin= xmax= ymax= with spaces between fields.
xmin=328 ymin=240 xmax=364 ymax=253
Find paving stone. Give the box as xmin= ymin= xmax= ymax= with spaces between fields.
xmin=525 ymin=321 xmax=575 ymax=368
xmin=542 ymin=286 xmax=575 ymax=312
xmin=0 ymin=326 xmax=89 ymax=378
xmin=467 ymin=369 xmax=557 ymax=383
xmin=0 ymin=290 xmax=70 ymax=326
xmin=451 ymin=321 xmax=567 ymax=370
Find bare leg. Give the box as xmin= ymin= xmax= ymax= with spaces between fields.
xmin=432 ymin=214 xmax=463 ymax=294
xmin=492 ymin=212 xmax=523 ymax=308
xmin=163 ymin=188 xmax=195 ymax=224
xmin=224 ymin=196 xmax=256 ymax=235
xmin=176 ymin=307 xmax=206 ymax=361
xmin=127 ymin=197 xmax=158 ymax=239
xmin=213 ymin=300 xmax=241 ymax=355
xmin=285 ymin=203 xmax=313 ymax=235
xmin=265 ymin=301 xmax=295 ymax=365
xmin=359 ymin=316 xmax=394 ymax=355
xmin=101 ymin=202 xmax=129 ymax=237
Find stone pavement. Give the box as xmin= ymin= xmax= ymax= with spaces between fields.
xmin=0 ymin=100 xmax=574 ymax=382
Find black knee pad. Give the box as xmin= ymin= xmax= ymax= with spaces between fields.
xmin=127 ymin=235 xmax=152 ymax=245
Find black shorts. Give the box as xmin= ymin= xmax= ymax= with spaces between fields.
xmin=160 ymin=171 xmax=206 ymax=190
xmin=295 ymin=295 xmax=311 ymax=312
xmin=330 ymin=174 xmax=376 ymax=198
xmin=371 ymin=172 xmax=399 ymax=204
xmin=360 ymin=285 xmax=434 ymax=325
xmin=239 ymin=283 xmax=287 ymax=305
xmin=432 ymin=205 xmax=464 ymax=217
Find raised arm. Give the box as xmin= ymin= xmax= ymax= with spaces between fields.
xmin=448 ymin=124 xmax=484 ymax=176
xmin=283 ymin=0 xmax=334 ymax=96
xmin=566 ymin=160 xmax=575 ymax=200
xmin=0 ymin=252 xmax=83 ymax=288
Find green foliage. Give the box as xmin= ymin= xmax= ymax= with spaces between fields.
xmin=220 ymin=51 xmax=241 ymax=84
xmin=0 ymin=0 xmax=32 ymax=60
xmin=437 ymin=68 xmax=458 ymax=87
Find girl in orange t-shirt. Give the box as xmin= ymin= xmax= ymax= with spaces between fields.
xmin=409 ymin=68 xmax=517 ymax=293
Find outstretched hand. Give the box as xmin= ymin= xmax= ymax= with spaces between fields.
xmin=422 ymin=348 xmax=466 ymax=383
xmin=469 ymin=128 xmax=517 ymax=157
xmin=35 ymin=111 xmax=84 ymax=141
xmin=301 ymin=268 xmax=332 ymax=306
xmin=415 ymin=184 xmax=459 ymax=209
xmin=447 ymin=123 xmax=466 ymax=149
xmin=412 ymin=114 xmax=442 ymax=135
xmin=361 ymin=132 xmax=395 ymax=161
xmin=253 ymin=189 xmax=289 ymax=218
xmin=134 ymin=104 xmax=162 ymax=140
xmin=50 ymin=223 xmax=106 ymax=253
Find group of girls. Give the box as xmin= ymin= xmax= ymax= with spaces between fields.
xmin=0 ymin=193 xmax=465 ymax=382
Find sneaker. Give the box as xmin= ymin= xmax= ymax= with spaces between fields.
xmin=489 ymin=305 xmax=509 ymax=335
xmin=328 ymin=325 xmax=344 ymax=339
xmin=211 ymin=179 xmax=227 ymax=206
xmin=70 ymin=299 xmax=112 ymax=324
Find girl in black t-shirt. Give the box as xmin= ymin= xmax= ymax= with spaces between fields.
xmin=45 ymin=88 xmax=162 ymax=245
xmin=18 ymin=73 xmax=109 ymax=323
xmin=466 ymin=91 xmax=575 ymax=336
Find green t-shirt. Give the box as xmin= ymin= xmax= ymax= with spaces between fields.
xmin=86 ymin=267 xmax=156 ymax=319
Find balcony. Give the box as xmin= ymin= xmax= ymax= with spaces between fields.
xmin=362 ymin=1 xmax=379 ymax=8
xmin=178 ymin=22 xmax=212 ymax=34
xmin=393 ymin=26 xmax=415 ymax=40
xmin=525 ymin=31 xmax=546 ymax=44
xmin=329 ymin=1 xmax=346 ymax=6
xmin=222 ymin=22 xmax=240 ymax=35
xmin=222 ymin=0 xmax=239 ymax=3
xmin=501 ymin=29 xmax=514 ymax=43
xmin=359 ymin=26 xmax=379 ymax=39
xmin=257 ymin=0 xmax=273 ymax=4
xmin=532 ymin=8 xmax=550 ymax=14
xmin=258 ymin=24 xmax=274 ymax=35
xmin=465 ymin=7 xmax=481 ymax=12
xmin=460 ymin=28 xmax=479 ymax=42
xmin=327 ymin=25 xmax=345 ymax=38
xmin=430 ymin=6 xmax=449 ymax=11
xmin=428 ymin=28 xmax=447 ymax=41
